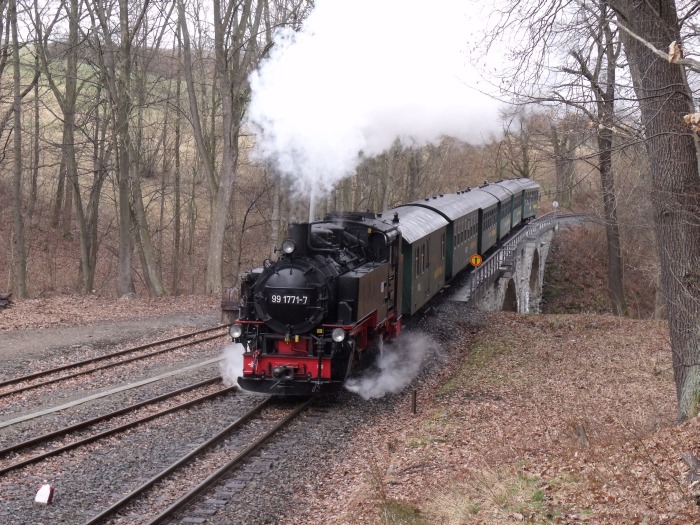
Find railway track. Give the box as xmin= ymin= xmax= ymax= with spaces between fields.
xmin=84 ymin=396 xmax=315 ymax=525
xmin=0 ymin=325 xmax=227 ymax=399
xmin=0 ymin=376 xmax=235 ymax=476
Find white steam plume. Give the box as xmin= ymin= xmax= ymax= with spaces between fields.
xmin=219 ymin=343 xmax=245 ymax=387
xmin=247 ymin=0 xmax=502 ymax=205
xmin=345 ymin=332 xmax=437 ymax=399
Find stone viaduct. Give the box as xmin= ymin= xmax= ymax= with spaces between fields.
xmin=450 ymin=214 xmax=558 ymax=313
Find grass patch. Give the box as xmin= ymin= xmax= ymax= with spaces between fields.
xmin=425 ymin=465 xmax=565 ymax=524
xmin=437 ymin=336 xmax=518 ymax=397
xmin=408 ymin=410 xmax=457 ymax=447
xmin=407 ymin=436 xmax=448 ymax=448
xmin=377 ymin=500 xmax=427 ymax=525
xmin=366 ymin=450 xmax=428 ymax=524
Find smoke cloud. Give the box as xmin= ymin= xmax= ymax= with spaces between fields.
xmin=247 ymin=0 xmax=502 ymax=201
xmin=345 ymin=332 xmax=438 ymax=399
xmin=219 ymin=343 xmax=245 ymax=387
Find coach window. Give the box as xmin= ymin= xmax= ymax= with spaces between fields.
xmin=415 ymin=248 xmax=420 ymax=278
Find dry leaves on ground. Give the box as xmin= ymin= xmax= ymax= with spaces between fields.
xmin=286 ymin=313 xmax=700 ymax=525
xmin=0 ymin=294 xmax=219 ymax=332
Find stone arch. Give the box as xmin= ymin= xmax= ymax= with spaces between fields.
xmin=502 ymin=278 xmax=518 ymax=312
xmin=527 ymin=248 xmax=541 ymax=313
xmin=529 ymin=249 xmax=540 ymax=296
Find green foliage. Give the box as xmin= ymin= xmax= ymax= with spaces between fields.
xmin=425 ymin=467 xmax=565 ymax=524
xmin=377 ymin=500 xmax=427 ymax=525
xmin=436 ymin=337 xmax=515 ymax=397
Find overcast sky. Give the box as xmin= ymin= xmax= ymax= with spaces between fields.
xmin=247 ymin=0 xmax=507 ymax=207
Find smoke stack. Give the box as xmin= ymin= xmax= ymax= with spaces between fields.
xmin=286 ymin=223 xmax=310 ymax=256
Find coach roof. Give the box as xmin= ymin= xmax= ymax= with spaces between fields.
xmin=407 ymin=190 xmax=498 ymax=221
xmin=388 ymin=204 xmax=448 ymax=244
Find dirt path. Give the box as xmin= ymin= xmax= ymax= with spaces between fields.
xmin=0 ymin=295 xmax=222 ymax=362
xmin=0 ymin=311 xmax=220 ymax=361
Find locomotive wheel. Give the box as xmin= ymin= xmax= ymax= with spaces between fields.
xmin=347 ymin=335 xmax=383 ymax=379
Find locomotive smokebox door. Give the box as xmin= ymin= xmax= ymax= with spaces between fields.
xmin=220 ymin=286 xmax=240 ymax=325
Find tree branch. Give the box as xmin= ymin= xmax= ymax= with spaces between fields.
xmin=610 ymin=17 xmax=700 ymax=72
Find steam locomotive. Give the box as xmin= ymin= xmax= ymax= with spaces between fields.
xmin=223 ymin=178 xmax=539 ymax=395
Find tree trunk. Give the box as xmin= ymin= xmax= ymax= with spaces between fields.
xmin=188 ymin=167 xmax=197 ymax=293
xmin=613 ymin=0 xmax=700 ymax=420
xmin=114 ymin=0 xmax=138 ymax=297
xmin=586 ymin=18 xmax=628 ymax=317
xmin=550 ymin=124 xmax=574 ymax=208
xmin=29 ymin=52 xmax=39 ymax=219
xmin=269 ymin=169 xmax=281 ymax=259
xmin=61 ymin=145 xmax=74 ymax=240
xmin=82 ymin=82 xmax=110 ymax=293
xmin=52 ymin=161 xmax=65 ymax=228
xmin=172 ymin=66 xmax=182 ymax=296
xmin=406 ymin=148 xmax=421 ymax=202
xmin=131 ymin=164 xmax=165 ymax=296
xmin=598 ymin=126 xmax=627 ymax=316
xmin=10 ymin=0 xmax=26 ymax=298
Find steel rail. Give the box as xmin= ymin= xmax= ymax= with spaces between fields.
xmin=0 ymin=330 xmax=227 ymax=399
xmin=83 ymin=395 xmax=280 ymax=525
xmin=0 ymin=377 xmax=221 ymax=456
xmin=0 ymin=325 xmax=225 ymax=389
xmin=0 ymin=382 xmax=237 ymax=476
xmin=146 ymin=397 xmax=316 ymax=525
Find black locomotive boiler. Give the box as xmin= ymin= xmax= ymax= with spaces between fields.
xmin=223 ymin=178 xmax=539 ymax=395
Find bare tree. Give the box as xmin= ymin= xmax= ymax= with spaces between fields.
xmin=489 ymin=0 xmax=699 ymax=417
xmin=7 ymin=0 xmax=40 ymax=298
xmin=35 ymin=0 xmax=91 ymax=290
xmin=563 ymin=1 xmax=628 ymax=315
xmin=608 ymin=0 xmax=700 ymax=420
xmin=10 ymin=0 xmax=27 ymax=298
xmin=127 ymin=4 xmax=176 ymax=297
xmin=178 ymin=0 xmax=310 ymax=294
xmin=85 ymin=0 xmax=151 ymax=297
xmin=498 ymin=109 xmax=548 ymax=184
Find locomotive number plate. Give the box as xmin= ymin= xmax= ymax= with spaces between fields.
xmin=270 ymin=294 xmax=310 ymax=305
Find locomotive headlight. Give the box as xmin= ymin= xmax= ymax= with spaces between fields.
xmin=229 ymin=324 xmax=243 ymax=339
xmin=332 ymin=328 xmax=346 ymax=343
xmin=281 ymin=239 xmax=296 ymax=254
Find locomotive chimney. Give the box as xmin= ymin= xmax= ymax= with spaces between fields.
xmin=286 ymin=222 xmax=309 ymax=256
